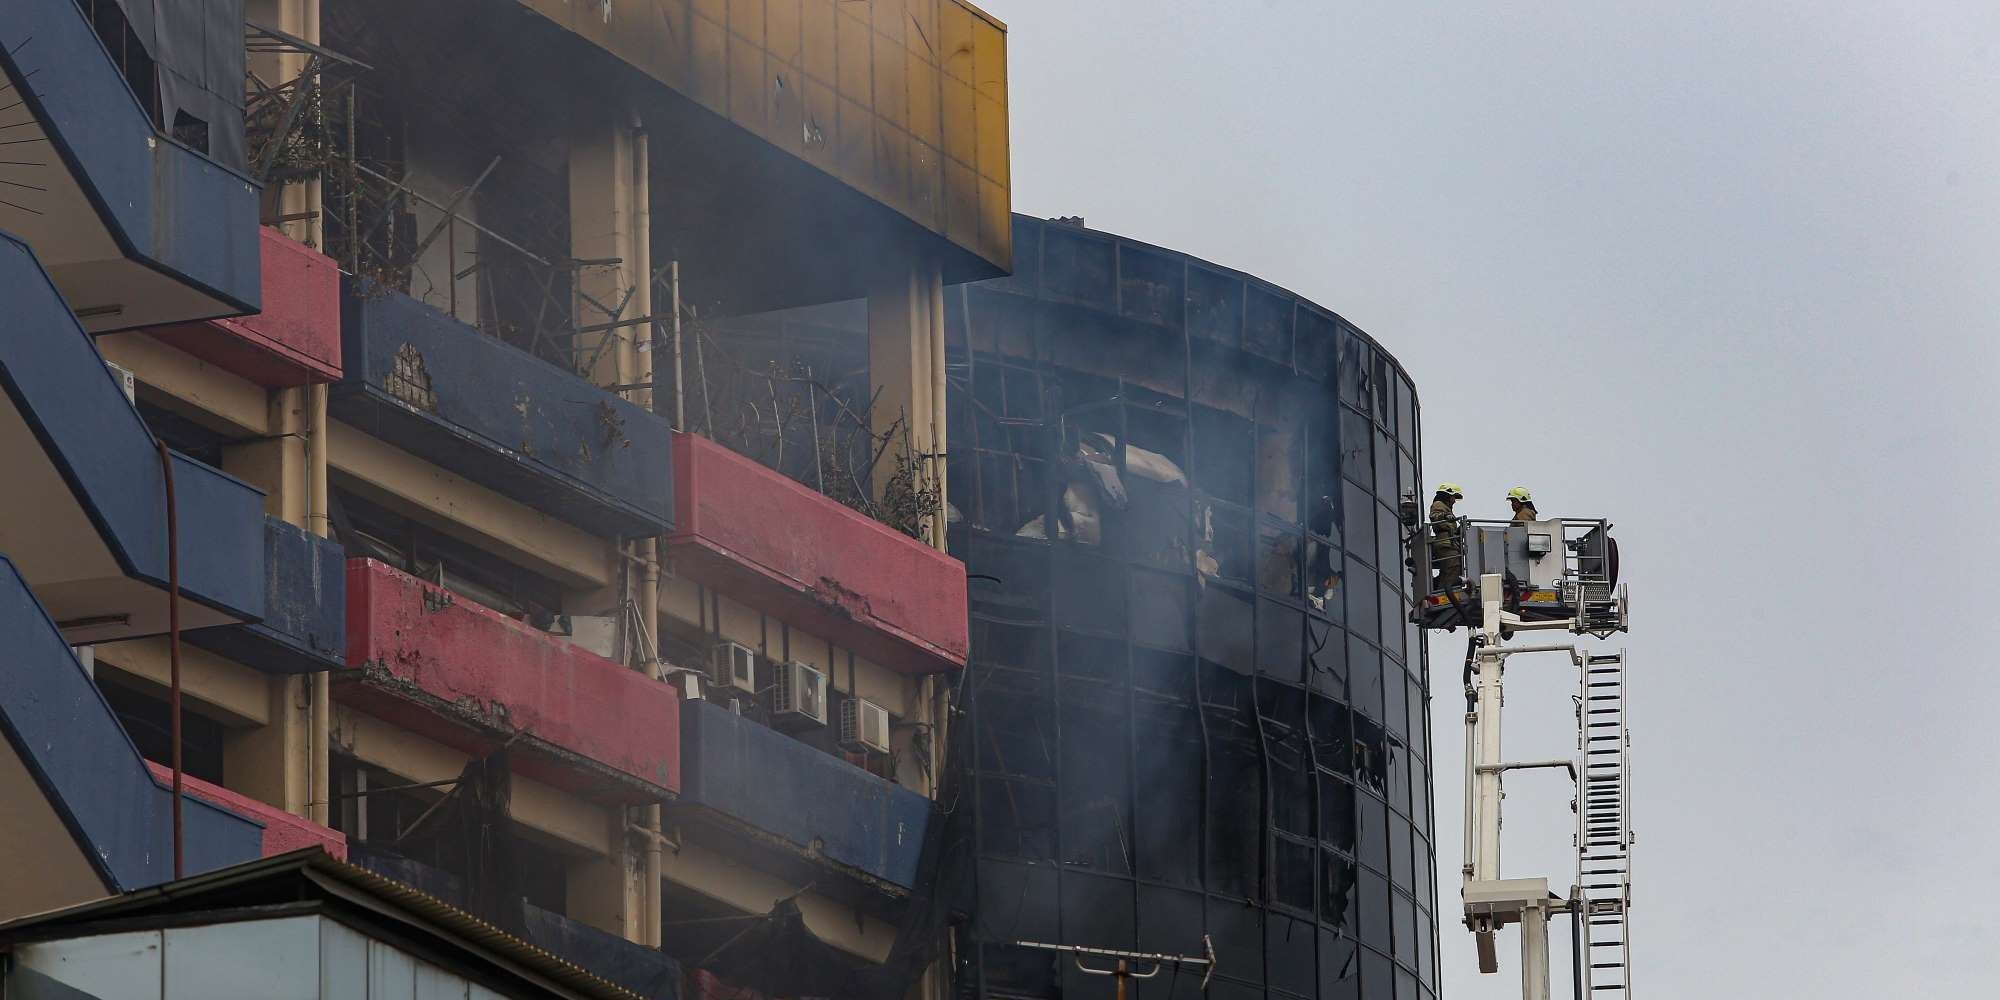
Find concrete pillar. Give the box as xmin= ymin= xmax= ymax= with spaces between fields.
xmin=220 ymin=386 xmax=314 ymax=816
xmin=867 ymin=261 xmax=948 ymax=548
xmin=566 ymin=814 xmax=643 ymax=942
xmin=568 ymin=116 xmax=641 ymax=391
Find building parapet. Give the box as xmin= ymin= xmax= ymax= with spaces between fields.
xmin=668 ymin=431 xmax=967 ymax=675
xmin=189 ymin=515 xmax=348 ymax=675
xmin=675 ymin=697 xmax=931 ymax=892
xmin=340 ymin=558 xmax=680 ymax=802
xmin=333 ymin=278 xmax=674 ymax=539
xmin=0 ymin=0 xmax=260 ymax=331
xmin=151 ymin=228 xmax=344 ymax=386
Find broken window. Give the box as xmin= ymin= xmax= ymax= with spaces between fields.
xmin=1204 ymin=716 xmax=1261 ymax=898
xmin=1319 ymin=772 xmax=1358 ymax=855
xmin=972 ymin=669 xmax=1054 ymax=783
xmin=1133 ymin=699 xmax=1202 ymax=886
xmin=1059 ymin=695 xmax=1133 ymax=875
xmin=1320 ymin=849 xmax=1359 ymax=937
xmin=1308 ymin=619 xmax=1347 ymax=700
xmin=1267 ymin=910 xmax=1318 ymax=995
xmin=1309 ymin=695 xmax=1354 ymax=776
xmin=1128 ymin=568 xmax=1193 ymax=653
xmin=977 ymin=778 xmax=1056 ymax=862
xmin=1258 ymin=600 xmax=1305 ymax=685
xmin=1197 ymin=583 xmax=1255 ymax=674
xmin=1259 ymin=524 xmax=1303 ymax=600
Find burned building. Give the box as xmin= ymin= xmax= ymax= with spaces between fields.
xmin=701 ymin=216 xmax=1440 ymax=1000
xmin=0 ymin=1 xmax=1435 ymax=998
xmin=1 ymin=1 xmax=1005 ymax=998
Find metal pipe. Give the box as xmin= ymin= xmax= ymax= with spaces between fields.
xmin=632 ymin=115 xmax=664 ymax=951
xmin=670 ymin=261 xmax=684 ymax=431
xmin=1462 ymin=706 xmax=1475 ymax=882
xmin=156 ymin=440 xmax=183 ymax=879
xmin=1477 ymin=759 xmax=1577 ymax=779
xmin=1481 ymin=643 xmax=1580 ymax=659
xmin=307 ymin=382 xmax=331 ymax=825
xmin=1521 ymin=903 xmax=1551 ymax=1000
xmin=1474 ymin=653 xmax=1504 ymax=881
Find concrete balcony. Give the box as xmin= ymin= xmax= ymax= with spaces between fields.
xmin=339 ymin=558 xmax=680 ymax=803
xmin=150 ymin=228 xmax=343 ymax=386
xmin=0 ymin=234 xmax=266 ymax=646
xmin=676 ymin=698 xmax=931 ymax=893
xmin=667 ymin=432 xmax=968 ymax=675
xmin=0 ymin=0 xmax=260 ymax=332
xmin=189 ymin=516 xmax=347 ymax=675
xmin=0 ymin=555 xmax=264 ymax=921
xmin=332 ymin=278 xmax=674 ymax=539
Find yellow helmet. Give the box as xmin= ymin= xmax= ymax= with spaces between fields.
xmin=1436 ymin=482 xmax=1464 ymax=499
xmin=1507 ymin=486 xmax=1534 ymax=503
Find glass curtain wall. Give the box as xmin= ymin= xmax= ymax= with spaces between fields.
xmin=948 ymin=218 xmax=1435 ymax=1000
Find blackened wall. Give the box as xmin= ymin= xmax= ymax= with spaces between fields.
xmin=945 ymin=217 xmax=1436 ymax=1000
xmin=702 ymin=214 xmax=1437 ymax=1000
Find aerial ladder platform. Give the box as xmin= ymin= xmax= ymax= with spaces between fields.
xmin=1400 ymin=505 xmax=1634 ymax=999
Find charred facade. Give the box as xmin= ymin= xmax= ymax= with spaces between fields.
xmin=705 ymin=215 xmax=1439 ymax=1000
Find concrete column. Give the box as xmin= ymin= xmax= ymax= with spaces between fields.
xmin=566 ymin=815 xmax=642 ymax=942
xmin=569 ymin=116 xmax=641 ymax=391
xmin=867 ymin=261 xmax=948 ymax=547
xmin=221 ymin=386 xmax=314 ymax=816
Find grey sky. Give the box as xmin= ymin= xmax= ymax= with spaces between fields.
xmin=987 ymin=1 xmax=2000 ymax=994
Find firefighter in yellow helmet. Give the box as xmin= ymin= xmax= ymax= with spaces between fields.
xmin=1430 ymin=483 xmax=1465 ymax=588
xmin=1507 ymin=486 xmax=1539 ymax=522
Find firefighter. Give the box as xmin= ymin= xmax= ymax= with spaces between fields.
xmin=1430 ymin=483 xmax=1465 ymax=588
xmin=1507 ymin=486 xmax=1539 ymax=522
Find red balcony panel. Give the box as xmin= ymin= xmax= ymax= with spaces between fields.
xmin=339 ymin=558 xmax=679 ymax=803
xmin=144 ymin=761 xmax=348 ymax=861
xmin=150 ymin=227 xmax=341 ymax=386
xmin=666 ymin=432 xmax=968 ymax=675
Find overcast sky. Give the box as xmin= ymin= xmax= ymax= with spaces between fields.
xmin=986 ymin=1 xmax=2000 ymax=994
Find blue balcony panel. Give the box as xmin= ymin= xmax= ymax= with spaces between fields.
xmin=0 ymin=555 xmax=264 ymax=920
xmin=190 ymin=516 xmax=347 ymax=674
xmin=677 ymin=698 xmax=932 ymax=892
xmin=0 ymin=0 xmax=259 ymax=332
xmin=333 ymin=278 xmax=675 ymax=539
xmin=1 ymin=234 xmax=265 ymax=645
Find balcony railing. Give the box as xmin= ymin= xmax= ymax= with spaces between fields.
xmin=190 ymin=515 xmax=347 ymax=674
xmin=668 ymin=432 xmax=967 ymax=675
xmin=0 ymin=556 xmax=263 ymax=902
xmin=0 ymin=0 xmax=260 ymax=332
xmin=340 ymin=558 xmax=679 ymax=802
xmin=675 ymin=698 xmax=931 ymax=892
xmin=151 ymin=227 xmax=343 ymax=386
xmin=333 ymin=278 xmax=674 ymax=539
xmin=1 ymin=233 xmax=266 ymax=646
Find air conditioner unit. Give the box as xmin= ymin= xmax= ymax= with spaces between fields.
xmin=840 ymin=698 xmax=891 ymax=755
xmin=563 ymin=615 xmax=620 ymax=660
xmin=662 ymin=664 xmax=704 ymax=702
xmin=105 ymin=361 xmax=135 ymax=402
xmin=710 ymin=641 xmax=757 ymax=695
xmin=772 ymin=661 xmax=827 ymax=729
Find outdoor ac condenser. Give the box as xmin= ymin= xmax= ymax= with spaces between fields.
xmin=710 ymin=641 xmax=757 ymax=694
xmin=772 ymin=661 xmax=827 ymax=728
xmin=840 ymin=697 xmax=891 ymax=755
